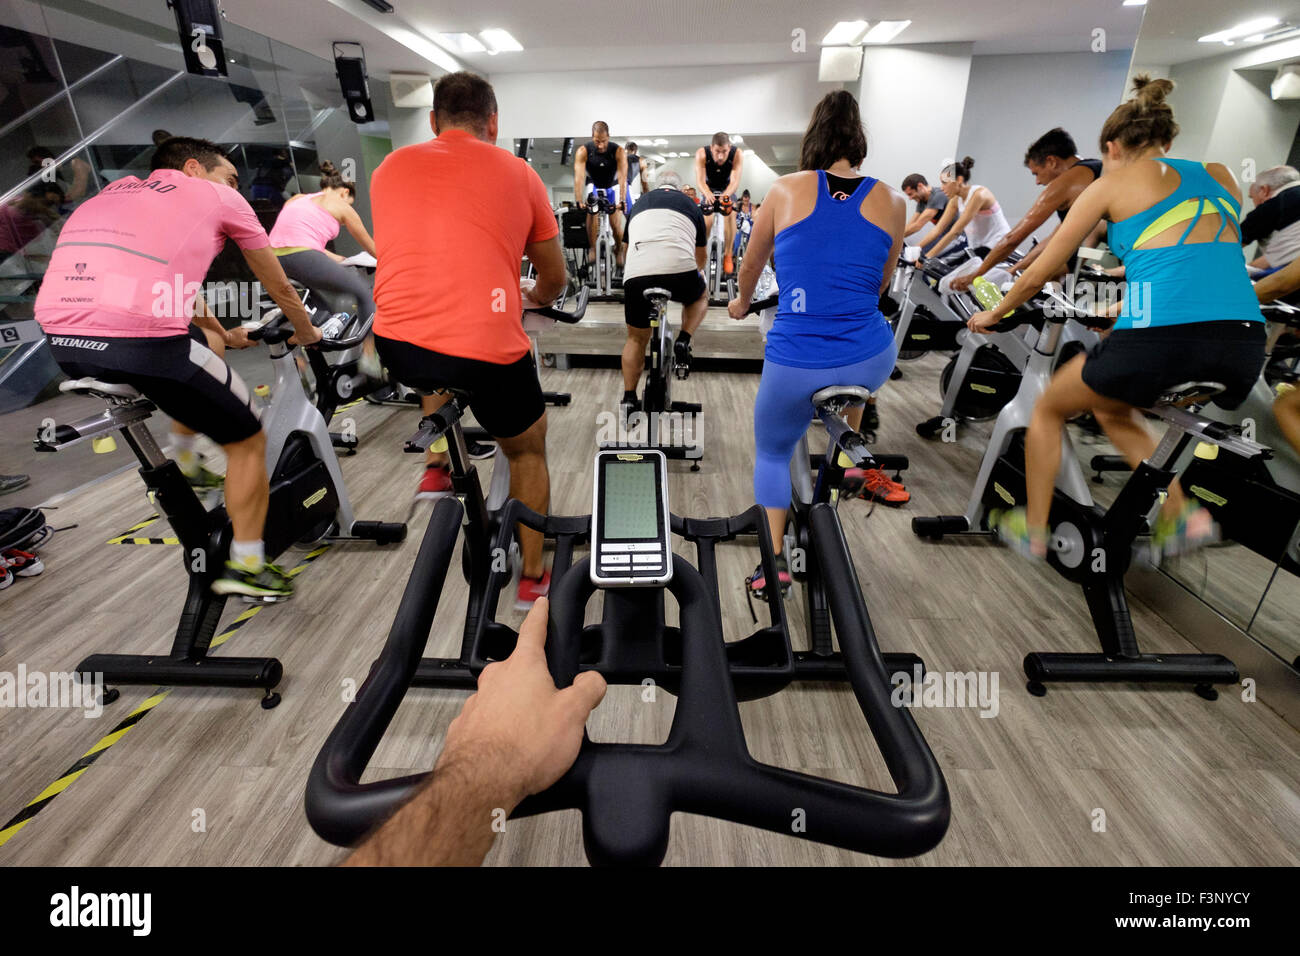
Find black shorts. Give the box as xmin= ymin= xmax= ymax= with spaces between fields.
xmin=46 ymin=332 xmax=261 ymax=444
xmin=622 ymin=271 xmax=707 ymax=329
xmin=373 ymin=336 xmax=545 ymax=439
xmin=1080 ymin=320 xmax=1266 ymax=410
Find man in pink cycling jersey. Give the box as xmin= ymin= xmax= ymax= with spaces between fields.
xmin=34 ymin=137 xmax=321 ymax=601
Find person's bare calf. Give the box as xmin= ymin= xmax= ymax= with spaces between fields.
xmin=622 ymin=327 xmax=651 ymax=393
xmin=422 ymin=391 xmax=452 ymax=469
xmin=496 ymin=413 xmax=550 ymax=579
xmin=223 ymin=430 xmax=269 ymax=543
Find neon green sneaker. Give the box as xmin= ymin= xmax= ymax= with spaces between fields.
xmin=989 ymin=507 xmax=1048 ymax=560
xmin=211 ymin=560 xmax=295 ymax=602
xmin=183 ymin=464 xmax=225 ymax=490
xmin=1151 ymin=501 xmax=1217 ymax=561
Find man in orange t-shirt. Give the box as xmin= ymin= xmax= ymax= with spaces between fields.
xmin=371 ymin=71 xmax=567 ymax=606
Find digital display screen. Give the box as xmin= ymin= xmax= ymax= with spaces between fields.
xmin=602 ymin=461 xmax=659 ymax=539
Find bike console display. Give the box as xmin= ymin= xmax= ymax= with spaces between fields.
xmin=591 ymin=450 xmax=671 ymax=587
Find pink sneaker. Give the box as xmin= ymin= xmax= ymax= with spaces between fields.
xmin=415 ymin=465 xmax=453 ymax=501
xmin=516 ymin=570 xmax=551 ymax=610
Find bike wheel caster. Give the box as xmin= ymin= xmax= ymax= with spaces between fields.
xmin=102 ymin=687 xmax=120 ymax=705
xmin=1026 ymin=680 xmax=1047 ymax=697
xmin=261 ymin=692 xmax=282 ymax=710
xmin=1193 ymin=683 xmax=1218 ymax=702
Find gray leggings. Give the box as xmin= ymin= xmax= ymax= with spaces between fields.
xmin=278 ymin=249 xmax=376 ymax=323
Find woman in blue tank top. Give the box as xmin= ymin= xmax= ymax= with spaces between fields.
xmin=967 ymin=76 xmax=1266 ymax=560
xmin=728 ymin=90 xmax=906 ymax=592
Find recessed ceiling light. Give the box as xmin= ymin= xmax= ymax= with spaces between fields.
xmin=653 ymin=138 xmax=668 ymax=146
xmin=1199 ymin=17 xmax=1280 ymax=44
xmin=821 ymin=20 xmax=869 ymax=46
xmin=861 ymin=20 xmax=911 ymax=43
xmin=1122 ymin=1 xmax=1146 ymax=7
xmin=437 ymin=33 xmax=486 ymax=53
xmin=479 ymin=28 xmax=523 ymax=54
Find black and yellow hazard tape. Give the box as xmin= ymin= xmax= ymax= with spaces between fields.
xmin=107 ymin=514 xmax=179 ymax=546
xmin=0 ymin=544 xmax=329 ymax=849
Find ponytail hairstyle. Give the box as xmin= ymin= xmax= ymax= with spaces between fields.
xmin=940 ymin=156 xmax=975 ymax=183
xmin=318 ymin=160 xmax=356 ymax=198
xmin=799 ymin=90 xmax=868 ymax=171
xmin=1099 ymin=74 xmax=1178 ymax=156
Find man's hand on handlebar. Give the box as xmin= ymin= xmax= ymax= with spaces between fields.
xmin=727 ymin=295 xmax=751 ymax=321
xmin=967 ymin=310 xmax=999 ymax=335
xmin=289 ymin=324 xmax=323 ymax=347
xmin=520 ymin=276 xmax=544 ymax=311
xmin=224 ymin=326 xmax=254 ymax=350
xmin=434 ymin=598 xmax=607 ymax=806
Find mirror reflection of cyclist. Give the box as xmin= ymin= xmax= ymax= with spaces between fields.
xmin=733 ymin=189 xmax=755 ymax=260
xmin=695 ymin=132 xmax=745 ymax=273
xmin=572 ymin=121 xmax=627 ymax=270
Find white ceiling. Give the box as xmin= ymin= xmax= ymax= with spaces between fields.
xmin=1132 ymin=0 xmax=1300 ymax=66
xmin=392 ymin=0 xmax=1146 ymax=74
xmin=52 ymin=0 xmax=1146 ymax=80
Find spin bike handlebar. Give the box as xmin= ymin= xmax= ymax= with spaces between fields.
xmin=701 ymin=195 xmax=734 ymax=215
xmin=745 ymin=295 xmax=779 ymax=315
xmin=246 ymin=307 xmax=374 ymax=352
xmin=1261 ymin=299 xmax=1300 ymax=329
xmin=525 ymin=284 xmax=588 ymax=324
xmin=304 ymin=497 xmax=950 ymax=862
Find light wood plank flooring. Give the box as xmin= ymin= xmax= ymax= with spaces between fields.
xmin=1 ymin=320 xmax=1298 ymax=866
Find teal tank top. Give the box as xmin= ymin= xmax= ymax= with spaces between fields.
xmin=1106 ymin=158 xmax=1262 ymax=331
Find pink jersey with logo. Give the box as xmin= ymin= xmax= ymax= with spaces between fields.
xmin=34 ymin=168 xmax=269 ymax=337
xmin=267 ymin=193 xmax=340 ymax=250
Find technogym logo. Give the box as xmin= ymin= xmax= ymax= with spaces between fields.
xmin=49 ymin=887 xmax=151 ymax=936
xmin=0 ymin=665 xmax=103 ymax=718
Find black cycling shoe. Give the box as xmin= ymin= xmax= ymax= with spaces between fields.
xmin=673 ymin=335 xmax=693 ymax=377
xmin=861 ymin=403 xmax=880 ymax=433
xmin=467 ymin=440 xmax=497 ymax=460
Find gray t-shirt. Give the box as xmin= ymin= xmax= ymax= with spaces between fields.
xmin=917 ymin=189 xmax=947 ymax=217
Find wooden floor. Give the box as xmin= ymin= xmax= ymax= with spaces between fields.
xmin=2 ymin=318 xmax=1299 ymax=866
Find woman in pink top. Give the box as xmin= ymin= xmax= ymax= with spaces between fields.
xmin=268 ymin=161 xmax=378 ymax=327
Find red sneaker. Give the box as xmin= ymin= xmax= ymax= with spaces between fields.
xmin=415 ymin=465 xmax=453 ymax=501
xmin=3 ymin=547 xmax=44 ymax=577
xmin=723 ymin=253 xmax=735 ymax=274
xmin=844 ymin=467 xmax=910 ymax=506
xmin=516 ymin=569 xmax=551 ymax=610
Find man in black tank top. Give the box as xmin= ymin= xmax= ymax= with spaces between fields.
xmin=950 ymin=127 xmax=1105 ymax=293
xmin=573 ymin=121 xmax=628 ymax=268
xmin=694 ymin=131 xmax=745 ymax=272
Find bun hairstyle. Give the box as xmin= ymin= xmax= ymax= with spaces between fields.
xmin=799 ymin=89 xmax=868 ymax=172
xmin=319 ymin=160 xmax=356 ymax=198
xmin=1099 ymin=74 xmax=1179 ymax=155
xmin=941 ymin=156 xmax=975 ymax=182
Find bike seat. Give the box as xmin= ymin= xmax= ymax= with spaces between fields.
xmin=59 ymin=378 xmax=144 ymax=404
xmin=642 ymin=287 xmax=671 ymax=303
xmin=1152 ymin=381 xmax=1224 ymax=409
xmin=811 ymin=385 xmax=872 ymax=410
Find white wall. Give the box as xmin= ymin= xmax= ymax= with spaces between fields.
xmin=955 ymin=51 xmax=1133 ymax=248
xmin=490 ymin=61 xmax=832 ymax=145
xmin=856 ymin=44 xmax=974 ymax=195
xmin=1205 ymin=70 xmax=1300 ymax=181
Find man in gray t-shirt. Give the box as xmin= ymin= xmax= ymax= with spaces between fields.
xmin=902 ymin=173 xmax=947 ymax=252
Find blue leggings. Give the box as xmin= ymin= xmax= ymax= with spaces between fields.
xmin=753 ymin=344 xmax=898 ymax=509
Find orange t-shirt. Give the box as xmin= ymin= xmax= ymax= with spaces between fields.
xmin=371 ymin=128 xmax=559 ymax=363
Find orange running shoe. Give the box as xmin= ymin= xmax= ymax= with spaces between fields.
xmin=723 ymin=253 xmax=735 ymax=274
xmin=844 ymin=467 xmax=910 ymax=506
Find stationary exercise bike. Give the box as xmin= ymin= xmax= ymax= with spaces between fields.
xmin=911 ymin=294 xmax=1266 ymax=699
xmin=306 ymin=438 xmax=949 ymax=864
xmin=1177 ymin=300 xmax=1300 ymax=576
xmin=35 ymin=311 xmax=407 ymax=708
xmin=701 ymin=194 xmax=737 ymax=305
xmin=744 ymin=295 xmax=912 ymax=666
xmin=600 ymin=286 xmax=703 ymax=469
xmin=586 ymin=192 xmax=620 ymax=300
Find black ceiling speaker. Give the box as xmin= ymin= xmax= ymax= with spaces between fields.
xmin=167 ymin=0 xmax=228 ymax=78
xmin=333 ymin=41 xmax=374 ymax=124
xmin=560 ymin=137 xmax=575 ymax=166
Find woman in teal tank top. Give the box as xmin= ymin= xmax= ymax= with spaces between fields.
xmin=966 ymin=75 xmax=1266 ymax=561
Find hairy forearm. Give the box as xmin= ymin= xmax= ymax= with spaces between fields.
xmin=343 ymin=752 xmax=521 ymax=867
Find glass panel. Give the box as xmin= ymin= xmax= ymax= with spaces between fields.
xmin=1248 ymin=560 xmax=1300 ymax=669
